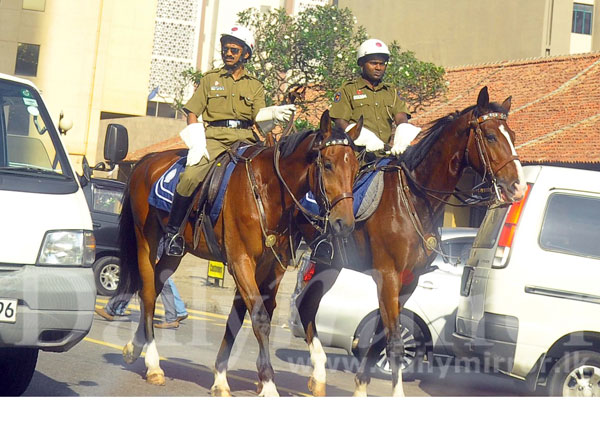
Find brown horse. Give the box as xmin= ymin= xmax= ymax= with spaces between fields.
xmin=296 ymin=87 xmax=527 ymax=396
xmin=116 ymin=110 xmax=362 ymax=396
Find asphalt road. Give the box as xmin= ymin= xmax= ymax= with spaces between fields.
xmin=22 ymin=297 xmax=538 ymax=397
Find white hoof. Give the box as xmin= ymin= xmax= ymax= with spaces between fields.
xmin=257 ymin=380 xmax=279 ymax=397
xmin=122 ymin=342 xmax=142 ymax=364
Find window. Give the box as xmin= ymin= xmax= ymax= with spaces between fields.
xmin=92 ymin=186 xmax=123 ymax=214
xmin=23 ymin=0 xmax=46 ymax=11
xmin=572 ymin=3 xmax=593 ymax=35
xmin=540 ymin=193 xmax=600 ymax=259
xmin=15 ymin=43 xmax=40 ymax=77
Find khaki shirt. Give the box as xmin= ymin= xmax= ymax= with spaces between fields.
xmin=329 ymin=77 xmax=410 ymax=143
xmin=184 ymin=67 xmax=266 ymax=144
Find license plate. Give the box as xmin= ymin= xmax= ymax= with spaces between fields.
xmin=0 ymin=298 xmax=17 ymax=323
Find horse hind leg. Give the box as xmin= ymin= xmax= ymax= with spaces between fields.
xmin=211 ymin=293 xmax=247 ymax=397
xmin=298 ymin=265 xmax=338 ymax=396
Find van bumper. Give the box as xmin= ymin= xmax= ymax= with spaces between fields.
xmin=0 ymin=265 xmax=96 ymax=352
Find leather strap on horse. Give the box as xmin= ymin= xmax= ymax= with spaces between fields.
xmin=245 ymin=153 xmax=290 ymax=271
xmin=273 ymin=135 xmax=328 ymax=234
xmin=397 ymin=168 xmax=439 ymax=257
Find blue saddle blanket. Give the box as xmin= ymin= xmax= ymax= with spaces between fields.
xmin=300 ymin=158 xmax=392 ymax=216
xmin=148 ymin=154 xmax=239 ymax=224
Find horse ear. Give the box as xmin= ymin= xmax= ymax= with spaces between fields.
xmin=320 ymin=110 xmax=332 ymax=136
xmin=501 ymin=96 xmax=512 ymax=113
xmin=477 ymin=86 xmax=489 ymax=108
xmin=346 ymin=115 xmax=364 ymax=141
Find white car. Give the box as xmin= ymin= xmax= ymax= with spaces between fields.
xmin=289 ymin=227 xmax=477 ymax=376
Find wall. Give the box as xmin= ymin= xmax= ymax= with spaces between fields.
xmin=0 ymin=0 xmax=157 ymax=168
xmin=337 ymin=0 xmax=580 ymax=67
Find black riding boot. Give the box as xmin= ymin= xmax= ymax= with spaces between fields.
xmin=164 ymin=191 xmax=193 ymax=256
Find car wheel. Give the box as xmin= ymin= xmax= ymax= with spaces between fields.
xmin=93 ymin=256 xmax=120 ymax=296
xmin=547 ymin=350 xmax=600 ymax=397
xmin=0 ymin=348 xmax=39 ymax=396
xmin=353 ymin=312 xmax=427 ymax=378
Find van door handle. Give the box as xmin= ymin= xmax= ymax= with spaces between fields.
xmin=421 ymin=281 xmax=435 ymax=289
xmin=93 ymin=223 xmax=101 ymax=228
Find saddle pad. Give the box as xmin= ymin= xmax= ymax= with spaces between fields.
xmin=148 ymin=151 xmax=242 ymax=224
xmin=299 ymin=157 xmax=392 ymax=219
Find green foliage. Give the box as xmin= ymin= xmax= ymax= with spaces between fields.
xmin=172 ymin=67 xmax=204 ymax=114
xmin=173 ymin=5 xmax=446 ymax=116
xmin=238 ymin=5 xmax=446 ymax=113
xmin=293 ymin=117 xmax=314 ymax=131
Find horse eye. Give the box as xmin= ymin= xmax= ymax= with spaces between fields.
xmin=324 ymin=160 xmax=334 ymax=171
xmin=486 ymin=134 xmax=497 ymax=142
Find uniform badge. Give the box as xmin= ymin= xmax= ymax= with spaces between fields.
xmin=211 ymin=80 xmax=225 ymax=91
xmin=333 ymin=92 xmax=341 ymax=103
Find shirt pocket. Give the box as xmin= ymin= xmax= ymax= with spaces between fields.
xmin=235 ymin=91 xmax=254 ymax=119
xmin=352 ymin=97 xmax=374 ymax=120
xmin=207 ymin=91 xmax=229 ymax=115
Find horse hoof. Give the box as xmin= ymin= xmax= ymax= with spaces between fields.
xmin=122 ymin=343 xmax=137 ymax=364
xmin=211 ymin=385 xmax=232 ymax=397
xmin=146 ymin=371 xmax=166 ymax=386
xmin=257 ymin=380 xmax=279 ymax=397
xmin=308 ymin=377 xmax=326 ymax=397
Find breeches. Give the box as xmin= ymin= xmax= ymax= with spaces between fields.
xmin=176 ymin=139 xmax=229 ymax=196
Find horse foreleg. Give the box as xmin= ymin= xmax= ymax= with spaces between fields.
xmin=211 ymin=292 xmax=247 ymax=397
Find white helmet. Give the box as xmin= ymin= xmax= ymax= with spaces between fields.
xmin=357 ymin=39 xmax=390 ymax=65
xmin=221 ymin=25 xmax=255 ymax=56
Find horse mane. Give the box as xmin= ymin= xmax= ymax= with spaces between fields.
xmin=402 ymin=101 xmax=507 ymax=171
xmin=278 ymin=124 xmax=350 ymax=158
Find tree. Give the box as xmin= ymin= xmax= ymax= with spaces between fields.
xmin=174 ymin=5 xmax=447 ymax=127
xmin=239 ymin=6 xmax=447 ymax=118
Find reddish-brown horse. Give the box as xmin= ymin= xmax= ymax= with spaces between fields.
xmin=116 ymin=110 xmax=361 ymax=396
xmin=296 ymin=87 xmax=527 ymax=396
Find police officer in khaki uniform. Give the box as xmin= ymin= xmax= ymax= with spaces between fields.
xmin=165 ymin=25 xmax=295 ymax=256
xmin=330 ymin=39 xmax=420 ymax=160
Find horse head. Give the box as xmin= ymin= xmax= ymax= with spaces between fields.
xmin=466 ymin=86 xmax=526 ymax=203
xmin=308 ymin=110 xmax=362 ymax=236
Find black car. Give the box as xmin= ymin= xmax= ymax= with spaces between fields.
xmin=82 ymin=177 xmax=124 ymax=296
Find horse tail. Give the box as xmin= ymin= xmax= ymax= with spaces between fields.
xmin=116 ymin=181 xmax=142 ymax=296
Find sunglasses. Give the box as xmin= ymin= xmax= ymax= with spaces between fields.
xmin=221 ymin=46 xmax=241 ymax=55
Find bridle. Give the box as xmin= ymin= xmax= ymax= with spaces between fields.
xmin=466 ymin=111 xmax=520 ymax=204
xmin=396 ymin=110 xmax=520 ymax=208
xmin=274 ymin=131 xmax=356 ymax=235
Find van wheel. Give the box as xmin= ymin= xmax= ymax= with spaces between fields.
xmin=353 ymin=312 xmax=427 ymax=379
xmin=0 ymin=348 xmax=39 ymax=396
xmin=547 ymin=350 xmax=600 ymax=397
xmin=93 ymin=256 xmax=120 ymax=296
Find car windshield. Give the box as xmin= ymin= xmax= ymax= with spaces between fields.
xmin=0 ymin=80 xmax=68 ymax=177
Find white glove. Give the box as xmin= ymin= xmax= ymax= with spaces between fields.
xmin=390 ymin=123 xmax=421 ymax=156
xmin=345 ymin=124 xmax=385 ymax=152
xmin=180 ymin=122 xmax=209 ymax=166
xmin=272 ymin=104 xmax=296 ymax=123
xmin=255 ymin=104 xmax=296 ymax=133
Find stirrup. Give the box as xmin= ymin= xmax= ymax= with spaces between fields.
xmin=165 ymin=232 xmax=185 ymax=257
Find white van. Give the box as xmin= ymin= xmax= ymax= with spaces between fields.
xmin=453 ymin=165 xmax=600 ymax=396
xmin=0 ymin=73 xmax=126 ymax=395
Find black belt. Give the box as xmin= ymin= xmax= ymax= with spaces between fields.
xmin=207 ymin=119 xmax=253 ymax=129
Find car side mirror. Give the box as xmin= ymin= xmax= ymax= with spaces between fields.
xmin=103 ymin=124 xmax=129 ymax=165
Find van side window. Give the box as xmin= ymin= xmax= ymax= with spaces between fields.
xmin=540 ymin=193 xmax=600 ymax=259
xmin=92 ymin=185 xmax=123 ymax=214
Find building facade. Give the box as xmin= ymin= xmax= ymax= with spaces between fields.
xmin=336 ymin=0 xmax=598 ymax=67
xmin=0 ymin=0 xmax=157 ymax=167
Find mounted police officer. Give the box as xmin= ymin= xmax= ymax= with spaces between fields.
xmin=330 ymin=39 xmax=421 ymax=161
xmin=164 ymin=25 xmax=295 ymax=256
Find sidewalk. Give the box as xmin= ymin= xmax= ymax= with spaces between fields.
xmin=169 ymin=254 xmax=299 ymax=326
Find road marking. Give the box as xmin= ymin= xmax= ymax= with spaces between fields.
xmin=83 ymin=336 xmax=311 ymax=397
xmin=95 ymin=298 xmax=254 ymax=324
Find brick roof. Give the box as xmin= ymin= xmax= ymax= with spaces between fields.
xmin=411 ymin=52 xmax=600 ymax=166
